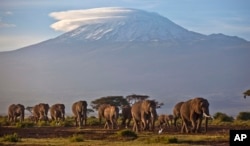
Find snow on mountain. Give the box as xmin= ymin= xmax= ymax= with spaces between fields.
xmin=54 ymin=7 xmax=204 ymax=42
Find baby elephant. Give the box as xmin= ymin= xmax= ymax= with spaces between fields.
xmin=158 ymin=114 xmax=174 ymax=129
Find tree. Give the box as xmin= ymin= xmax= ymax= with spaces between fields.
xmin=126 ymin=94 xmax=164 ymax=108
xmin=126 ymin=94 xmax=149 ymax=104
xmin=91 ymin=96 xmax=129 ymax=110
xmin=213 ymin=112 xmax=234 ymax=122
xmin=243 ymin=89 xmax=250 ymax=99
xmin=236 ymin=112 xmax=250 ymax=120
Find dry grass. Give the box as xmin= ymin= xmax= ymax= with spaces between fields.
xmin=0 ymin=133 xmax=228 ymax=146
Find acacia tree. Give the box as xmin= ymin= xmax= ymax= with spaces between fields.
xmin=91 ymin=96 xmax=129 ymax=110
xmin=126 ymin=94 xmax=164 ymax=108
xmin=243 ymin=89 xmax=250 ymax=99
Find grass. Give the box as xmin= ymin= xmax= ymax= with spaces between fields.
xmin=0 ymin=133 xmax=228 ymax=146
xmin=69 ymin=134 xmax=84 ymax=142
xmin=0 ymin=133 xmax=21 ymax=142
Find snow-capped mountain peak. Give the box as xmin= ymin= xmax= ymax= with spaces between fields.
xmin=53 ymin=7 xmax=203 ymax=42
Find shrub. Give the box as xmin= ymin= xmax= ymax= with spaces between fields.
xmin=69 ymin=134 xmax=84 ymax=142
xmin=15 ymin=121 xmax=35 ymax=128
xmin=236 ymin=112 xmax=250 ymax=121
xmin=0 ymin=116 xmax=10 ymax=126
xmin=213 ymin=112 xmax=234 ymax=122
xmin=87 ymin=116 xmax=99 ymax=126
xmin=37 ymin=121 xmax=49 ymax=127
xmin=1 ymin=133 xmax=21 ymax=142
xmin=117 ymin=129 xmax=137 ymax=139
xmin=145 ymin=136 xmax=178 ymax=144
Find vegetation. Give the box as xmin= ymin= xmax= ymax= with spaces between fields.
xmin=87 ymin=116 xmax=99 ymax=126
xmin=116 ymin=129 xmax=138 ymax=140
xmin=236 ymin=112 xmax=250 ymax=120
xmin=213 ymin=112 xmax=234 ymax=122
xmin=243 ymin=89 xmax=250 ymax=98
xmin=0 ymin=133 xmax=21 ymax=142
xmin=69 ymin=134 xmax=84 ymax=142
xmin=141 ymin=136 xmax=178 ymax=144
xmin=91 ymin=96 xmax=129 ymax=110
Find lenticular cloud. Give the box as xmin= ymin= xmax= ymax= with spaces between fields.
xmin=49 ymin=7 xmax=134 ymax=32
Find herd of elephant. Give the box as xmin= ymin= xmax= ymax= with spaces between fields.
xmin=7 ymin=97 xmax=213 ymax=133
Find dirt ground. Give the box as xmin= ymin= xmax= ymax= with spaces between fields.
xmin=0 ymin=125 xmax=250 ymax=145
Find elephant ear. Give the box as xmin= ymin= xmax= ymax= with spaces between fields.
xmin=192 ymin=98 xmax=203 ymax=114
xmin=141 ymin=100 xmax=151 ymax=114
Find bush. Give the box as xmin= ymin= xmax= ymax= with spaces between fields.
xmin=15 ymin=121 xmax=35 ymax=128
xmin=37 ymin=121 xmax=49 ymax=127
xmin=117 ymin=129 xmax=137 ymax=139
xmin=236 ymin=112 xmax=250 ymax=121
xmin=69 ymin=134 xmax=84 ymax=142
xmin=145 ymin=136 xmax=178 ymax=144
xmin=0 ymin=116 xmax=10 ymax=126
xmin=1 ymin=133 xmax=21 ymax=142
xmin=213 ymin=112 xmax=234 ymax=122
xmin=87 ymin=116 xmax=99 ymax=126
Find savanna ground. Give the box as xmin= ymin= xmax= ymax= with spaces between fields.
xmin=1 ymin=115 xmax=250 ymax=146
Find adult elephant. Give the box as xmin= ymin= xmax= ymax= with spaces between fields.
xmin=103 ymin=105 xmax=119 ymax=129
xmin=121 ymin=105 xmax=132 ymax=128
xmin=50 ymin=103 xmax=65 ymax=123
xmin=180 ymin=97 xmax=212 ymax=133
xmin=33 ymin=103 xmax=50 ymax=123
xmin=72 ymin=100 xmax=88 ymax=127
xmin=172 ymin=101 xmax=184 ymax=128
xmin=98 ymin=104 xmax=110 ymax=125
xmin=8 ymin=104 xmax=25 ymax=123
xmin=131 ymin=100 xmax=157 ymax=132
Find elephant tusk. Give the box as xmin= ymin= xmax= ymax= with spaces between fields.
xmin=203 ymin=113 xmax=213 ymax=119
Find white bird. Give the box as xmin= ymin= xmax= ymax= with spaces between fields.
xmin=158 ymin=128 xmax=163 ymax=134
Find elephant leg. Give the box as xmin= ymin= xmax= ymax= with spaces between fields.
xmin=74 ymin=116 xmax=77 ymax=127
xmin=191 ymin=120 xmax=197 ymax=133
xmin=196 ymin=118 xmax=202 ymax=133
xmin=174 ymin=117 xmax=178 ymax=129
xmin=104 ymin=121 xmax=108 ymax=129
xmin=127 ymin=119 xmax=131 ymax=128
xmin=181 ymin=119 xmax=189 ymax=133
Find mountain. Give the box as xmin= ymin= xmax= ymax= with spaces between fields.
xmin=0 ymin=7 xmax=250 ymax=116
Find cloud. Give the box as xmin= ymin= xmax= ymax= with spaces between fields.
xmin=5 ymin=11 xmax=13 ymax=15
xmin=0 ymin=20 xmax=15 ymax=28
xmin=49 ymin=7 xmax=134 ymax=32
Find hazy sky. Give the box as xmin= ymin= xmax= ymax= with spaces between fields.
xmin=0 ymin=0 xmax=249 ymax=52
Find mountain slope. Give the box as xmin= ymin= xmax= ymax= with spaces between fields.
xmin=0 ymin=7 xmax=250 ymax=116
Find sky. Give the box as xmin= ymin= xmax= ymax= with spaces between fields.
xmin=0 ymin=0 xmax=250 ymax=52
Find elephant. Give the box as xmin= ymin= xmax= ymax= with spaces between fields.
xmin=103 ymin=105 xmax=119 ymax=129
xmin=32 ymin=103 xmax=50 ymax=123
xmin=131 ymin=100 xmax=157 ymax=132
xmin=98 ymin=104 xmax=110 ymax=125
xmin=180 ymin=97 xmax=212 ymax=133
xmin=158 ymin=114 xmax=174 ymax=129
xmin=172 ymin=101 xmax=184 ymax=128
xmin=121 ymin=105 xmax=132 ymax=128
xmin=72 ymin=100 xmax=88 ymax=127
xmin=8 ymin=104 xmax=25 ymax=123
xmin=50 ymin=103 xmax=65 ymax=123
